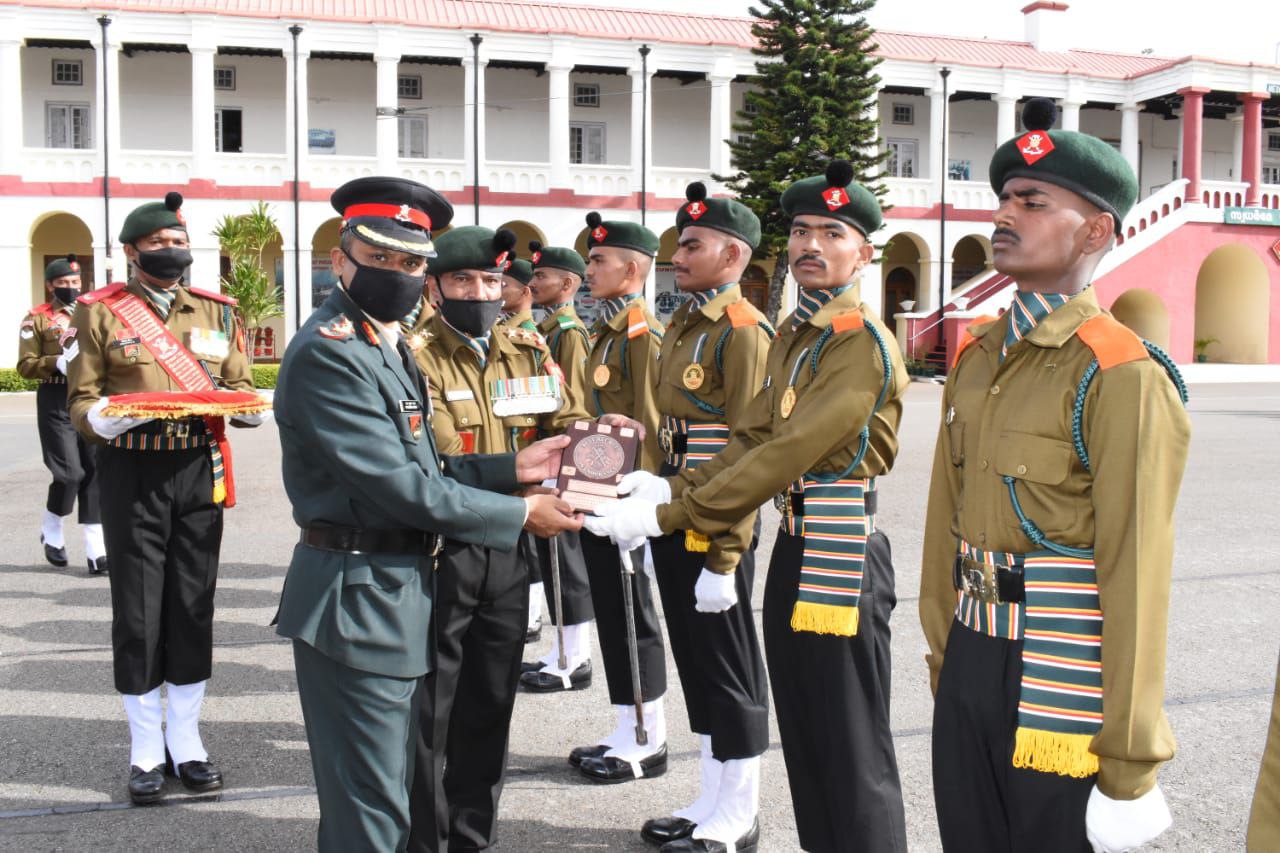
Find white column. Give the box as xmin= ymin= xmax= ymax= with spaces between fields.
xmin=94 ymin=35 xmax=122 ymax=174
xmin=630 ymin=65 xmax=654 ymax=191
xmin=928 ymin=86 xmax=947 ymax=198
xmin=375 ymin=54 xmax=400 ymax=173
xmin=282 ymin=243 xmax=312 ymax=337
xmin=547 ymin=63 xmax=571 ymax=190
xmin=284 ymin=46 xmax=310 ymax=186
xmin=996 ymin=95 xmax=1017 ymax=143
xmin=0 ymin=239 xmax=31 ymax=364
xmin=462 ymin=54 xmax=487 ymax=216
xmin=189 ymin=242 xmax=222 ymax=291
xmin=864 ymin=86 xmax=882 ymax=163
xmin=191 ymin=45 xmax=216 ymax=177
xmin=0 ymin=36 xmax=22 ymax=175
xmin=1060 ymin=101 xmax=1081 ymax=132
xmin=1231 ymin=111 xmax=1244 ymax=181
xmin=1120 ymin=102 xmax=1140 ymax=179
xmin=708 ymin=75 xmax=733 ymax=176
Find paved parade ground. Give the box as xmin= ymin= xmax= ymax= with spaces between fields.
xmin=0 ymin=381 xmax=1276 ymax=852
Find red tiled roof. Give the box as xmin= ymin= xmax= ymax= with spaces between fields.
xmin=15 ymin=0 xmax=1265 ymax=80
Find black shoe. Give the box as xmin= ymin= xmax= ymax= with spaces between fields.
xmin=88 ymin=556 xmax=109 ymax=575
xmin=41 ymin=537 xmax=67 ymax=568
xmin=128 ymin=765 xmax=164 ymax=805
xmin=568 ymin=743 xmax=610 ymax=768
xmin=524 ymin=622 xmax=542 ymax=643
xmin=173 ymin=759 xmax=223 ymax=793
xmin=641 ymin=815 xmax=696 ymax=845
xmin=520 ymin=660 xmax=592 ymax=693
xmin=579 ymin=743 xmax=668 ymax=783
xmin=659 ymin=818 xmax=759 ymax=853
xmin=520 ymin=660 xmax=544 ymax=675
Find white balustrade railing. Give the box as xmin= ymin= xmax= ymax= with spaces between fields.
xmin=570 ymin=164 xmax=632 ymax=197
xmin=20 ymin=148 xmax=99 ymax=183
xmin=486 ymin=162 xmax=550 ymax=195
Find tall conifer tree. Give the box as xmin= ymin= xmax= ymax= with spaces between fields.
xmin=718 ymin=0 xmax=887 ymax=322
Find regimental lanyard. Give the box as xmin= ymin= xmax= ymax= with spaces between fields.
xmin=779 ymin=346 xmax=810 ymax=420
xmin=683 ymin=333 xmax=709 ymax=390
xmin=490 ymin=374 xmax=562 ymax=417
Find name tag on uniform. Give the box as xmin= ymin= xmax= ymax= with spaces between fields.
xmin=399 ymin=400 xmax=422 ymax=413
xmin=188 ymin=328 xmax=230 ymax=360
xmin=445 ymin=389 xmax=475 ymax=402
xmin=490 ymin=375 xmax=562 ymax=417
xmin=112 ymin=329 xmax=140 ymax=359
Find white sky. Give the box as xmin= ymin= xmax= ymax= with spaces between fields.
xmin=560 ymin=0 xmax=1279 ymax=66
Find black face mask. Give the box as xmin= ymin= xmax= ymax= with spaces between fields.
xmin=441 ymin=297 xmax=505 ymax=338
xmin=52 ymin=287 xmax=80 ymax=306
xmin=134 ymin=246 xmax=193 ymax=283
xmin=342 ymin=251 xmax=427 ymax=323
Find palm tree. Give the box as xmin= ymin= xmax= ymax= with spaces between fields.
xmin=212 ymin=202 xmax=284 ymax=365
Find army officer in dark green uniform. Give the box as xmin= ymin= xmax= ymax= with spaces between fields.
xmin=274 ymin=177 xmax=582 ymax=853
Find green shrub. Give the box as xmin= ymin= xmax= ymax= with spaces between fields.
xmin=252 ymin=364 xmax=280 ymax=389
xmin=0 ymin=369 xmax=40 ymax=392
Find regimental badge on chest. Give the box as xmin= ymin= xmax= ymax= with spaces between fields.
xmin=113 ymin=328 xmax=141 ymax=360
xmin=187 ymin=327 xmax=230 ymax=360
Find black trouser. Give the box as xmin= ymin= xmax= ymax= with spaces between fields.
xmin=98 ymin=444 xmax=221 ymax=695
xmin=650 ymin=522 xmax=768 ymax=761
xmin=36 ymin=382 xmax=99 ymax=521
xmin=409 ymin=541 xmax=527 ymax=853
xmin=535 ymin=530 xmax=594 ymax=626
xmin=763 ymin=528 xmax=906 ymax=853
xmin=580 ymin=530 xmax=666 ymax=705
xmin=932 ymin=619 xmax=1094 ymax=853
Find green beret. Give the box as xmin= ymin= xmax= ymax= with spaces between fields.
xmin=780 ymin=161 xmax=882 ymax=238
xmin=506 ymin=258 xmax=534 ymax=286
xmin=584 ymin=212 xmax=659 ymax=257
xmin=120 ymin=191 xmax=187 ymax=244
xmin=989 ymin=99 xmax=1137 ymax=234
xmin=429 ymin=226 xmax=518 ymax=277
xmin=675 ymin=182 xmax=761 ymax=249
xmin=45 ymin=253 xmax=82 ymax=281
xmin=528 ymin=240 xmax=586 ymax=277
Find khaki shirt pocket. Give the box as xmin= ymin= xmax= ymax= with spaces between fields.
xmin=995 ymin=431 xmax=1077 ymax=536
xmin=592 ymin=357 xmax=624 ymax=394
xmin=948 ymin=420 xmax=965 ymax=466
xmin=443 ymin=394 xmax=483 ymax=431
xmin=106 ymin=339 xmax=156 ymax=370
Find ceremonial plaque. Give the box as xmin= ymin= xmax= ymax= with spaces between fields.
xmin=556 ymin=419 xmax=639 ymax=514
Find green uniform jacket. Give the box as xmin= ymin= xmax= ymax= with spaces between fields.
xmin=919 ymin=287 xmax=1191 ymax=800
xmin=274 ymin=288 xmax=527 ymax=679
xmin=658 ymin=284 xmax=908 ymax=568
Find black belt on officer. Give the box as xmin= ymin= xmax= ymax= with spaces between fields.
xmin=952 ymin=555 xmax=1026 ymax=604
xmin=301 ymin=524 xmax=442 ymax=556
xmin=128 ymin=417 xmax=209 ymax=438
xmin=779 ymin=488 xmax=878 ymax=519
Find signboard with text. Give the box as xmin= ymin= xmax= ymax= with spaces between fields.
xmin=1223 ymin=207 xmax=1280 ymax=227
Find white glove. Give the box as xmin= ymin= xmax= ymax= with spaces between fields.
xmin=87 ymin=397 xmax=152 ymax=440
xmin=55 ymin=341 xmax=79 ymax=375
xmin=694 ymin=568 xmax=737 ymax=613
xmin=1085 ymin=783 xmax=1172 ymax=853
xmin=583 ymin=497 xmax=662 ymax=546
xmin=617 ymin=470 xmax=672 ymax=505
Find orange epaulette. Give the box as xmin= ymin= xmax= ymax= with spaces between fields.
xmin=831 ymin=309 xmax=865 ymax=334
xmin=725 ymin=300 xmax=757 ymax=329
xmin=189 ymin=286 xmax=238 ymax=306
xmin=952 ymin=314 xmax=1000 ymax=369
xmin=626 ymin=304 xmax=649 ymax=339
xmin=77 ymin=282 xmax=127 ymax=305
xmin=1075 ymin=314 xmax=1147 ymax=370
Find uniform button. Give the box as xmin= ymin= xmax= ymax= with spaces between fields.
xmin=979 ymin=533 xmax=987 ymax=544
xmin=990 ymin=385 xmax=1001 ymax=395
xmin=981 ymin=459 xmax=988 ymax=470
xmin=525 ymin=417 xmax=533 ymax=424
xmin=676 ymin=340 xmax=683 ymax=346
xmin=461 ymin=417 xmax=469 ymax=425
xmin=1016 ymin=464 xmax=1027 ymax=475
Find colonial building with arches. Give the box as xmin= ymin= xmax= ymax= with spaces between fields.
xmin=3 ymin=0 xmax=1278 ymax=366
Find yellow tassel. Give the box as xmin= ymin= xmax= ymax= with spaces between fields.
xmin=1012 ymin=728 xmax=1100 ymax=778
xmin=212 ymin=481 xmax=226 ymax=505
xmin=790 ymin=601 xmax=859 ymax=636
xmin=684 ymin=530 xmax=710 ymax=552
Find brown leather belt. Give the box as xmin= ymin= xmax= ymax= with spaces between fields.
xmin=300 ymin=525 xmax=443 ymax=556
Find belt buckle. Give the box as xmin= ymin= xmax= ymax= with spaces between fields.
xmin=429 ymin=534 xmax=443 ymax=557
xmin=164 ymin=420 xmax=191 ymax=438
xmin=658 ymin=428 xmax=672 ymax=454
xmin=961 ymin=560 xmax=1003 ymax=605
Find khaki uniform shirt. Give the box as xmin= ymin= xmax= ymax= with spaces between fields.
xmin=585 ymin=298 xmax=664 ymax=471
xmin=658 ymin=284 xmax=908 ymax=570
xmin=417 ymin=313 xmax=589 ymax=457
xmin=537 ymin=303 xmax=592 ymax=402
xmin=67 ymin=280 xmax=253 ymax=440
xmin=17 ymin=300 xmax=75 ymax=382
xmin=1249 ymin=657 xmax=1280 ymax=851
xmin=919 ymin=287 xmax=1191 ymax=800
xmin=653 ymin=285 xmax=771 ymax=572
